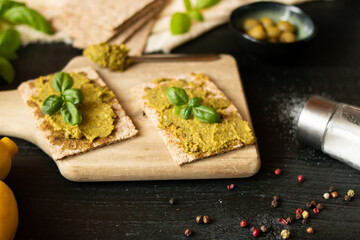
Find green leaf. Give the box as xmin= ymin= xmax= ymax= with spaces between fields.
xmin=0 ymin=28 xmax=21 ymax=52
xmin=4 ymin=6 xmax=52 ymax=34
xmin=180 ymin=106 xmax=193 ymax=119
xmin=195 ymin=0 xmax=220 ymax=9
xmin=188 ymin=97 xmax=201 ymax=107
xmin=0 ymin=0 xmax=24 ymax=17
xmin=52 ymin=72 xmax=74 ymax=94
xmin=61 ymin=102 xmax=82 ymax=125
xmin=0 ymin=46 xmax=17 ymax=60
xmin=166 ymin=87 xmax=188 ymax=107
xmin=41 ymin=95 xmax=63 ymax=115
xmin=63 ymin=88 xmax=83 ymax=104
xmin=193 ymin=105 xmax=220 ymax=123
xmin=170 ymin=12 xmax=191 ymax=35
xmin=0 ymin=56 xmax=14 ymax=83
xmin=183 ymin=0 xmax=192 ymax=11
xmin=188 ymin=9 xmax=204 ymax=21
xmin=173 ymin=106 xmax=181 ymax=116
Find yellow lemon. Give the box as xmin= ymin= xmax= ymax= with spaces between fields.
xmin=0 ymin=181 xmax=18 ymax=240
xmin=0 ymin=137 xmax=18 ymax=180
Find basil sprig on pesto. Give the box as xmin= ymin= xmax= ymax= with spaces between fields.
xmin=166 ymin=86 xmax=220 ymax=123
xmin=41 ymin=72 xmax=83 ymax=125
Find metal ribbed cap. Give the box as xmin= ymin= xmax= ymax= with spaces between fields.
xmin=297 ymin=96 xmax=338 ymax=149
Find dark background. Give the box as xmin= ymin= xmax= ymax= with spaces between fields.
xmin=1 ymin=0 xmax=360 ymax=239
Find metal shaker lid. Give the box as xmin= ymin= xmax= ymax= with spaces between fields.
xmin=297 ymin=96 xmax=338 ymax=149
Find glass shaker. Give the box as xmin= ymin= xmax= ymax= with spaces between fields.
xmin=297 ymin=96 xmax=360 ymax=171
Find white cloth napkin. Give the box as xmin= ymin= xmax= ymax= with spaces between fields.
xmin=145 ymin=0 xmax=316 ymax=53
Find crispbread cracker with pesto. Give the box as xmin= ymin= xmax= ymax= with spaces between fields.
xmin=131 ymin=73 xmax=256 ymax=166
xmin=18 ymin=67 xmax=138 ymax=160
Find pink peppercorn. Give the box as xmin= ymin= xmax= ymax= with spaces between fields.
xmin=227 ymin=184 xmax=234 ymax=190
xmin=313 ymin=208 xmax=320 ymax=214
xmin=253 ymin=228 xmax=260 ymax=237
xmin=295 ymin=208 xmax=303 ymax=214
xmin=298 ymin=175 xmax=304 ymax=182
xmin=275 ymin=168 xmax=282 ymax=175
xmin=240 ymin=220 xmax=247 ymax=228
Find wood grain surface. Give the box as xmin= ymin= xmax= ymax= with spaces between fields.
xmin=1 ymin=0 xmax=359 ymax=239
xmin=0 ymin=55 xmax=260 ymax=181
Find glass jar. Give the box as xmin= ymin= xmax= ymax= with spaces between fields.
xmin=297 ymin=96 xmax=360 ymax=171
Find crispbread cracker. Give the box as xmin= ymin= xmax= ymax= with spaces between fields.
xmin=131 ymin=73 xmax=247 ymax=166
xmin=18 ymin=67 xmax=138 ymax=160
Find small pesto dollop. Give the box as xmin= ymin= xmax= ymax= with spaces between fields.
xmin=83 ymin=42 xmax=133 ymax=71
xmin=31 ymin=72 xmax=116 ymax=142
xmin=143 ymin=76 xmax=256 ymax=155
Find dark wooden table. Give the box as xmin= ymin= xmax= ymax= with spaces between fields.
xmin=1 ymin=0 xmax=360 ymax=239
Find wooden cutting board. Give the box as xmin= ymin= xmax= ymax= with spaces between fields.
xmin=0 ymin=54 xmax=260 ymax=181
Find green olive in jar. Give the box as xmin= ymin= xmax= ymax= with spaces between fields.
xmin=247 ymin=25 xmax=267 ymax=40
xmin=265 ymin=25 xmax=281 ymax=39
xmin=260 ymin=17 xmax=274 ymax=27
xmin=279 ymin=31 xmax=296 ymax=43
xmin=243 ymin=18 xmax=260 ymax=32
xmin=277 ymin=20 xmax=296 ymax=33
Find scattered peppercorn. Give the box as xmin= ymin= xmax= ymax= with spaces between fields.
xmin=253 ymin=228 xmax=260 ymax=237
xmin=275 ymin=168 xmax=282 ymax=175
xmin=302 ymin=218 xmax=309 ymax=225
xmin=347 ymin=189 xmax=355 ymax=198
xmin=331 ymin=191 xmax=339 ymax=198
xmin=169 ymin=198 xmax=175 ymax=205
xmin=306 ymin=227 xmax=314 ymax=234
xmin=279 ymin=218 xmax=288 ymax=225
xmin=250 ymin=226 xmax=256 ymax=233
xmin=310 ymin=200 xmax=317 ymax=208
xmin=313 ymin=208 xmax=320 ymax=214
xmin=286 ymin=216 xmax=293 ymax=224
xmin=281 ymin=229 xmax=290 ymax=239
xmin=203 ymin=216 xmax=210 ymax=224
xmin=295 ymin=208 xmax=303 ymax=214
xmin=184 ymin=229 xmax=192 ymax=237
xmin=273 ymin=195 xmax=280 ymax=201
xmin=240 ymin=220 xmax=247 ymax=228
xmin=271 ymin=200 xmax=279 ymax=208
xmin=329 ymin=186 xmax=335 ymax=192
xmin=298 ymin=175 xmax=304 ymax=182
xmin=306 ymin=202 xmax=312 ymax=209
xmin=344 ymin=195 xmax=351 ymax=202
xmin=323 ymin=193 xmax=330 ymax=199
xmin=227 ymin=184 xmax=234 ymax=190
xmin=296 ymin=213 xmax=302 ymax=220
xmin=302 ymin=210 xmax=309 ymax=219
xmin=316 ymin=203 xmax=324 ymax=210
xmin=196 ymin=215 xmax=202 ymax=223
xmin=260 ymin=225 xmax=269 ymax=233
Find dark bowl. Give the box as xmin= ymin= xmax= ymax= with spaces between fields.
xmin=229 ymin=1 xmax=316 ymax=59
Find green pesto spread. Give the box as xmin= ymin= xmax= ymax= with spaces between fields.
xmin=83 ymin=42 xmax=132 ymax=71
xmin=143 ymin=77 xmax=256 ymax=155
xmin=31 ymin=72 xmax=116 ymax=142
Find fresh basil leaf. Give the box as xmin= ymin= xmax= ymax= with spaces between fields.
xmin=0 ymin=46 xmax=17 ymax=60
xmin=63 ymin=88 xmax=83 ymax=104
xmin=170 ymin=12 xmax=191 ymax=35
xmin=195 ymin=0 xmax=220 ymax=9
xmin=0 ymin=56 xmax=14 ymax=83
xmin=41 ymin=95 xmax=63 ymax=115
xmin=183 ymin=0 xmax=192 ymax=11
xmin=52 ymin=72 xmax=74 ymax=94
xmin=193 ymin=105 xmax=220 ymax=123
xmin=0 ymin=0 xmax=24 ymax=17
xmin=173 ymin=106 xmax=181 ymax=116
xmin=0 ymin=28 xmax=21 ymax=52
xmin=180 ymin=106 xmax=192 ymax=119
xmin=61 ymin=102 xmax=82 ymax=125
xmin=4 ymin=6 xmax=52 ymax=34
xmin=187 ymin=9 xmax=204 ymax=21
xmin=188 ymin=97 xmax=201 ymax=107
xmin=166 ymin=87 xmax=188 ymax=107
